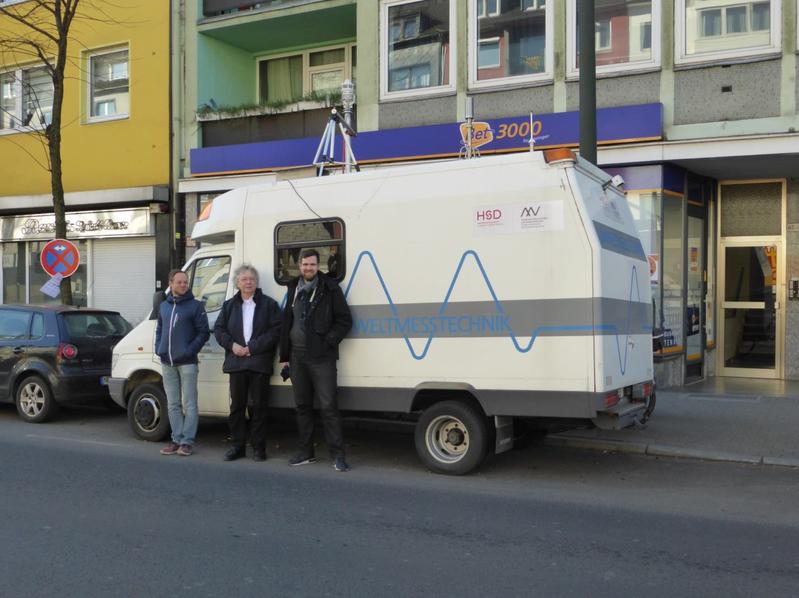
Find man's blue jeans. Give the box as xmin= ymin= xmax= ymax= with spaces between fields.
xmin=162 ymin=363 xmax=199 ymax=446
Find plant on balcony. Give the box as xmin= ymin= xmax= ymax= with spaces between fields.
xmin=197 ymin=90 xmax=344 ymax=121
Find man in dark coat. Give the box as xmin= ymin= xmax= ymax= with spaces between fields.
xmin=279 ymin=248 xmax=353 ymax=472
xmin=214 ymin=264 xmax=282 ymax=462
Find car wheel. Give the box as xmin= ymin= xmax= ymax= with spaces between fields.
xmin=414 ymin=400 xmax=488 ymax=475
xmin=127 ymin=383 xmax=169 ymax=442
xmin=15 ymin=375 xmax=58 ymax=423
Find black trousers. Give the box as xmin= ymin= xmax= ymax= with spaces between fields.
xmin=291 ymin=350 xmax=344 ymax=458
xmin=228 ymin=370 xmax=269 ymax=451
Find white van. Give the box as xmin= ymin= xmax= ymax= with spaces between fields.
xmin=109 ymin=149 xmax=654 ymax=474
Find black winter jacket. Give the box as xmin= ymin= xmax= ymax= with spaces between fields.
xmin=214 ymin=289 xmax=282 ymax=374
xmin=279 ymin=272 xmax=352 ymax=362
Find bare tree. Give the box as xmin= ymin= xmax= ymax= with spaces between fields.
xmin=0 ymin=0 xmax=87 ymax=304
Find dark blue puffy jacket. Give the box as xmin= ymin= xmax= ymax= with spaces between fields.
xmin=155 ymin=290 xmax=210 ymax=366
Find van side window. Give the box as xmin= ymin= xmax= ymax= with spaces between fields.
xmin=0 ymin=309 xmax=31 ymax=340
xmin=189 ymin=256 xmax=231 ymax=312
xmin=274 ymin=218 xmax=345 ymax=284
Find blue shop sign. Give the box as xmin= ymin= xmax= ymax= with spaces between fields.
xmin=191 ymin=103 xmax=662 ymax=176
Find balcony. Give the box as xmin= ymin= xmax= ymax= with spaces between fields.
xmin=203 ymin=0 xmax=309 ymax=19
xmin=199 ymin=103 xmax=356 ymax=148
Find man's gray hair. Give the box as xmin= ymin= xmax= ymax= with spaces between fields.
xmin=234 ymin=263 xmax=259 ymax=286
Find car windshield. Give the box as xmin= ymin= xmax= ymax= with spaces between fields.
xmin=61 ymin=312 xmax=132 ymax=340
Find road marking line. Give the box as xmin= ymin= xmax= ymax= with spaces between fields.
xmin=25 ymin=434 xmax=125 ymax=448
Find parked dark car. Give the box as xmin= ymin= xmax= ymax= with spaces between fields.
xmin=0 ymin=305 xmax=132 ymax=423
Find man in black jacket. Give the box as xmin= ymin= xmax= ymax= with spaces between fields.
xmin=279 ymin=248 xmax=353 ymax=471
xmin=214 ymin=264 xmax=282 ymax=462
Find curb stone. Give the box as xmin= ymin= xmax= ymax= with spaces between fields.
xmin=546 ymin=435 xmax=799 ymax=468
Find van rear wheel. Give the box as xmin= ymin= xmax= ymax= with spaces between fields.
xmin=414 ymin=401 xmax=488 ymax=475
xmin=128 ymin=383 xmax=169 ymax=442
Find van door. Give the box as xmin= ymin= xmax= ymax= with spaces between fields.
xmin=186 ymin=255 xmax=232 ymax=415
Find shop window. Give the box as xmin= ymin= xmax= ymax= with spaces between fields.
xmin=676 ymin=0 xmax=779 ymax=64
xmin=2 ymin=242 xmax=25 ymax=303
xmin=662 ymin=196 xmax=684 ymax=352
xmin=381 ymin=0 xmax=455 ymax=99
xmin=469 ymin=0 xmax=551 ymax=88
xmin=28 ymin=240 xmax=88 ymax=307
xmin=258 ymin=45 xmax=355 ymax=105
xmin=274 ymin=218 xmax=344 ymax=284
xmin=568 ymin=0 xmax=659 ymax=77
xmin=0 ymin=65 xmax=53 ymax=131
xmin=625 ymin=191 xmax=662 ymax=347
xmin=88 ymin=48 xmax=129 ymax=120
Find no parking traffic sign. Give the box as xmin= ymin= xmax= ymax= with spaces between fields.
xmin=40 ymin=238 xmax=80 ymax=278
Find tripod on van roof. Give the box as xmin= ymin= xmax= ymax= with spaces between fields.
xmin=312 ymin=108 xmax=359 ymax=177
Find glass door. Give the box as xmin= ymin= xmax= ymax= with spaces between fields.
xmin=718 ymin=239 xmax=782 ymax=378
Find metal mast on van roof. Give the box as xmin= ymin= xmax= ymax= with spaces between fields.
xmin=312 ymin=80 xmax=359 ymax=176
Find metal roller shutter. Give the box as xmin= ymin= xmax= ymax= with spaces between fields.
xmin=92 ymin=237 xmax=155 ymax=326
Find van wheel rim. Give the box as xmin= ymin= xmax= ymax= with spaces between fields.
xmin=19 ymin=382 xmax=46 ymax=417
xmin=425 ymin=415 xmax=469 ymax=464
xmin=134 ymin=395 xmax=161 ymax=433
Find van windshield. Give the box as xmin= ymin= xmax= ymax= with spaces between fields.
xmin=61 ymin=312 xmax=132 ymax=340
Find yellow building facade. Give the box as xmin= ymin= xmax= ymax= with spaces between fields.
xmin=0 ymin=1 xmax=171 ymax=323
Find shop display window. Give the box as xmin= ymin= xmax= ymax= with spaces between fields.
xmin=2 ymin=242 xmax=25 ymax=303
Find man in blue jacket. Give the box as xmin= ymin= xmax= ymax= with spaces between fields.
xmin=155 ymin=269 xmax=210 ymax=457
xmin=214 ymin=264 xmax=282 ymax=462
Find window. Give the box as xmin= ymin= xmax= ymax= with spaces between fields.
xmin=595 ymin=18 xmax=612 ymax=51
xmin=381 ymin=0 xmax=455 ymax=99
xmin=89 ymin=48 xmax=129 ymax=119
xmin=469 ymin=0 xmax=552 ymax=88
xmin=274 ymin=219 xmax=345 ymax=284
xmin=61 ymin=312 xmax=131 ymax=339
xmin=678 ymin=0 xmax=779 ymax=63
xmin=186 ymin=256 xmax=231 ymax=313
xmin=0 ymin=66 xmax=53 ymax=131
xmin=258 ymin=45 xmax=355 ymax=104
xmin=2 ymin=242 xmax=24 ymax=303
xmin=568 ymin=0 xmax=659 ymax=76
xmin=30 ymin=313 xmax=44 ymax=339
xmin=0 ymin=309 xmax=31 ymax=340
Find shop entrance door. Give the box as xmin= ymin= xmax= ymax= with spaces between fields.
xmin=718 ymin=239 xmax=782 ymax=378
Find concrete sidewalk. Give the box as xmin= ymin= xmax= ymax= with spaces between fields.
xmin=547 ymin=377 xmax=799 ymax=468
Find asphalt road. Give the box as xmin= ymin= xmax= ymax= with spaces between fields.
xmin=1 ymin=404 xmax=798 ymax=597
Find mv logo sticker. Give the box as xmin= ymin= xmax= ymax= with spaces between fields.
xmin=520 ymin=205 xmax=542 ymax=218
xmin=518 ymin=202 xmax=564 ymax=232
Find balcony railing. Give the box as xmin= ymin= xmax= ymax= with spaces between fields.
xmin=201 ymin=107 xmax=357 ymax=148
xmin=203 ymin=0 xmax=270 ymax=18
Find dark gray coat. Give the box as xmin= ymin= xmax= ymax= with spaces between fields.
xmin=214 ymin=289 xmax=282 ymax=374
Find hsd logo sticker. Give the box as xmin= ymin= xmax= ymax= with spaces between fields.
xmin=460 ymin=121 xmax=494 ymax=149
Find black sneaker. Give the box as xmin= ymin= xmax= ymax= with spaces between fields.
xmin=288 ymin=454 xmax=316 ymax=466
xmin=333 ymin=456 xmax=351 ymax=472
xmin=224 ymin=446 xmax=245 ymax=461
xmin=253 ymin=449 xmax=267 ymax=462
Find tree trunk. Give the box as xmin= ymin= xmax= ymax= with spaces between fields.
xmin=50 ymin=27 xmax=72 ymax=305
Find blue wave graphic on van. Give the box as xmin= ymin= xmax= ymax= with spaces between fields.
xmin=342 ymin=250 xmax=648 ymax=375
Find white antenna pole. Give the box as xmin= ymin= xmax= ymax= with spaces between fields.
xmin=528 ymin=112 xmax=535 ymax=152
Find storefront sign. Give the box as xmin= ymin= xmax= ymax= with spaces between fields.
xmin=191 ymin=103 xmax=663 ymax=176
xmin=0 ymin=207 xmax=153 ymax=241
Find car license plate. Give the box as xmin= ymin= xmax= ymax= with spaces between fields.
xmin=99 ymin=376 xmax=108 ymax=386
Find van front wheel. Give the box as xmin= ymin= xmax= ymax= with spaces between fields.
xmin=414 ymin=401 xmax=488 ymax=475
xmin=128 ymin=383 xmax=169 ymax=442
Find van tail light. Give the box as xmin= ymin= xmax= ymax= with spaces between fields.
xmin=604 ymin=390 xmax=621 ymax=408
xmin=58 ymin=343 xmax=79 ymax=361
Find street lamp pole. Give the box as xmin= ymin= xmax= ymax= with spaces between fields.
xmin=579 ymin=0 xmax=597 ymax=165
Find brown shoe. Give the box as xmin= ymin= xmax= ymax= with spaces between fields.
xmin=160 ymin=442 xmax=179 ymax=455
xmin=177 ymin=444 xmax=193 ymax=456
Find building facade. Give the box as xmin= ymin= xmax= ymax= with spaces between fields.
xmin=0 ymin=0 xmax=172 ymax=325
xmin=178 ymin=0 xmax=799 ymax=385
